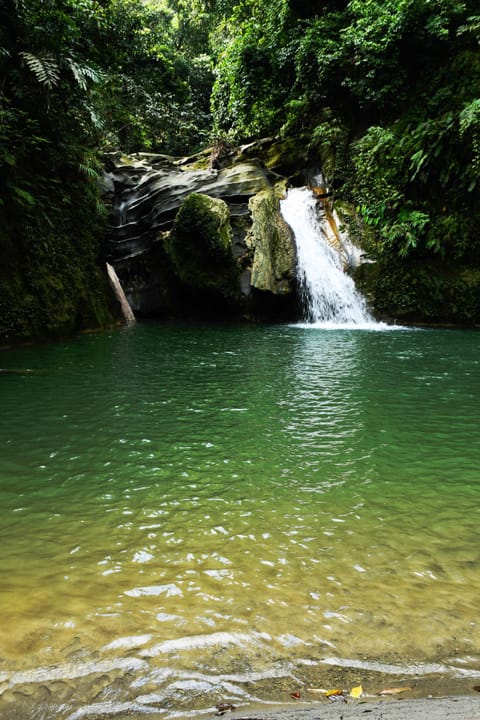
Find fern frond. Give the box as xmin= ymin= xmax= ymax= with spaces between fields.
xmin=459 ymin=98 xmax=480 ymax=135
xmin=66 ymin=57 xmax=103 ymax=90
xmin=79 ymin=162 xmax=99 ymax=179
xmin=96 ymin=199 xmax=108 ymax=218
xmin=20 ymin=52 xmax=60 ymax=89
xmin=68 ymin=59 xmax=87 ymax=90
xmin=82 ymin=64 xmax=104 ymax=84
xmin=86 ymin=104 xmax=105 ymax=130
xmin=79 ymin=152 xmax=102 ymax=179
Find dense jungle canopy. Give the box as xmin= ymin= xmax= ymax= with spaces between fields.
xmin=1 ymin=0 xmax=480 ymax=342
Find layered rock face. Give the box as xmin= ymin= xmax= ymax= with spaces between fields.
xmin=103 ymin=150 xmax=299 ymax=320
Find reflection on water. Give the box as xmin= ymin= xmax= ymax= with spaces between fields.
xmin=1 ymin=323 xmax=480 ymax=718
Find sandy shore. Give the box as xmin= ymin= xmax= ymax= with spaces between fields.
xmin=226 ymin=696 xmax=480 ymax=720
xmin=2 ymin=655 xmax=480 ymax=719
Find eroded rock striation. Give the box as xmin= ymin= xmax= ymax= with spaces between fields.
xmin=103 ymin=148 xmax=299 ymax=320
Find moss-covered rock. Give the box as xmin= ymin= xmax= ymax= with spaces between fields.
xmin=236 ymin=135 xmax=313 ymax=179
xmin=246 ymin=189 xmax=296 ymax=295
xmin=354 ymin=252 xmax=480 ymax=326
xmin=166 ymin=193 xmax=241 ymax=315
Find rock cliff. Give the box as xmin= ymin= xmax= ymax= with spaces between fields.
xmin=103 ymin=145 xmax=301 ymax=321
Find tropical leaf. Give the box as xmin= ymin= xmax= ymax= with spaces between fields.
xmin=20 ymin=51 xmax=60 ymax=89
xmin=82 ymin=64 xmax=104 ymax=84
xmin=86 ymin=105 xmax=104 ymax=130
xmin=409 ymin=149 xmax=429 ymax=182
xmin=11 ymin=185 xmax=36 ymax=206
xmin=66 ymin=57 xmax=104 ymax=90
xmin=78 ymin=162 xmax=99 ymax=179
xmin=2 ymin=153 xmax=16 ymax=166
xmin=459 ymin=99 xmax=480 ymax=137
xmin=457 ymin=15 xmax=480 ymax=39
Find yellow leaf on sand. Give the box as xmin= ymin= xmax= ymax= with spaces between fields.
xmin=325 ymin=689 xmax=343 ymax=697
xmin=349 ymin=685 xmax=363 ymax=699
xmin=379 ymin=687 xmax=411 ymax=696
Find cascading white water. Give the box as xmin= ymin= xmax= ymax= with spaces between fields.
xmin=280 ymin=187 xmax=375 ymax=328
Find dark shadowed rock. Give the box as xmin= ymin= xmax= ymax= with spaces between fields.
xmin=166 ymin=193 xmax=241 ymax=316
xmin=103 ymin=146 xmax=300 ymax=320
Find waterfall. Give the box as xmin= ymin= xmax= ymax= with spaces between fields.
xmin=280 ymin=187 xmax=375 ymax=328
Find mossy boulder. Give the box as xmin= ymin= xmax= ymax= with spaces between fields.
xmin=166 ymin=193 xmax=241 ymax=315
xmin=246 ymin=189 xmax=296 ymax=295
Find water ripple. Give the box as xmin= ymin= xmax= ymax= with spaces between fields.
xmin=1 ymin=324 xmax=480 ymax=717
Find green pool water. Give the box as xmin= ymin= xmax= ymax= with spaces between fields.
xmin=1 ymin=321 xmax=480 ymax=717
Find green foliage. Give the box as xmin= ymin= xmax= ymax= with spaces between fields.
xmin=19 ymin=51 xmax=60 ymax=88
xmin=459 ymin=98 xmax=480 ymax=187
xmin=309 ymin=113 xmax=350 ymax=186
xmin=88 ymin=0 xmax=215 ymax=153
xmin=357 ymin=251 xmax=480 ymax=325
xmin=211 ymin=0 xmax=294 ymax=139
xmin=386 ymin=209 xmax=431 ymax=258
xmin=0 ymin=0 xmax=121 ymax=342
xmin=0 ymin=172 xmax=117 ymax=344
xmin=67 ymin=58 xmax=104 ymax=91
xmin=2 ymin=0 xmax=480 ymax=335
xmin=339 ymin=0 xmax=465 ymax=111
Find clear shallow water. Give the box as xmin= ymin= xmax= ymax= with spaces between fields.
xmin=1 ymin=322 xmax=480 ymax=718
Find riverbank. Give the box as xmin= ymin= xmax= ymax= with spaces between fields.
xmin=3 ymin=658 xmax=480 ymax=720
xmin=206 ymin=665 xmax=480 ymax=720
xmin=226 ymin=696 xmax=480 ymax=720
